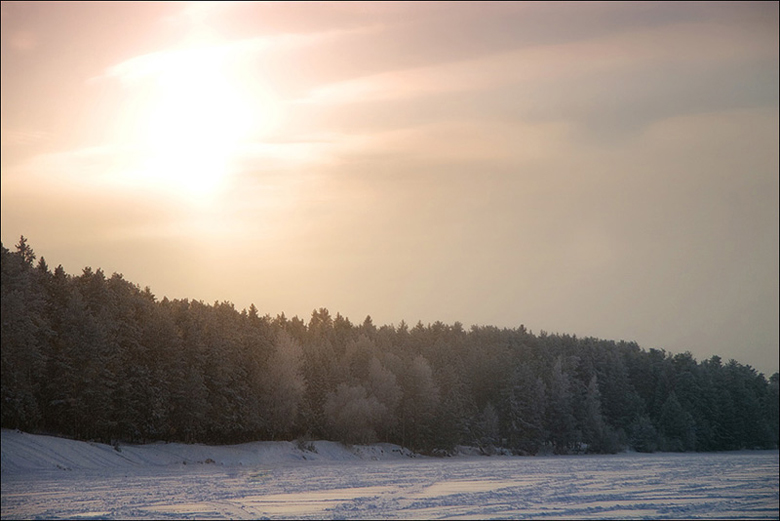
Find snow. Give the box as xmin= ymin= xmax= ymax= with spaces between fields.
xmin=2 ymin=429 xmax=778 ymax=519
xmin=0 ymin=430 xmax=415 ymax=472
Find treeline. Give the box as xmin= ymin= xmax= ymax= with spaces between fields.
xmin=2 ymin=237 xmax=778 ymax=454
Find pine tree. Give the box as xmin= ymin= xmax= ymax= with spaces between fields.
xmin=1 ymin=241 xmax=47 ymax=430
xmin=581 ymin=375 xmax=621 ymax=453
xmin=260 ymin=331 xmax=305 ymax=439
xmin=398 ymin=354 xmax=440 ymax=451
xmin=366 ymin=356 xmax=402 ymax=440
xmin=546 ymin=358 xmax=577 ymax=453
xmin=2 ymin=236 xmax=777 ymax=451
xmin=659 ymin=391 xmax=696 ymax=451
xmin=768 ymin=373 xmax=779 ymax=448
xmin=477 ymin=402 xmax=500 ymax=452
xmin=503 ymin=364 xmax=546 ymax=454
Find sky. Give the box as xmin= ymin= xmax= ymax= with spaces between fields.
xmin=1 ymin=1 xmax=778 ymax=375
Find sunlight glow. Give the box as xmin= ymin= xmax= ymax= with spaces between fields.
xmin=112 ymin=44 xmax=281 ymax=203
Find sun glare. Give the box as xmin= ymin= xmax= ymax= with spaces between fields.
xmin=116 ymin=44 xmax=280 ymax=203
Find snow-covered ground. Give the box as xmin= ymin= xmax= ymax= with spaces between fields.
xmin=2 ymin=430 xmax=778 ymax=519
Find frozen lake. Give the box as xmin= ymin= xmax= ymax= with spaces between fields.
xmin=2 ymin=450 xmax=777 ymax=519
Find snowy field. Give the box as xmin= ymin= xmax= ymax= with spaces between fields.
xmin=2 ymin=430 xmax=778 ymax=520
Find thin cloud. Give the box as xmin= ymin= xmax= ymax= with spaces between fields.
xmin=92 ymin=26 xmax=375 ymax=86
xmin=2 ymin=144 xmax=141 ymax=191
xmin=294 ymin=17 xmax=776 ymax=107
xmin=1 ymin=129 xmax=50 ymax=147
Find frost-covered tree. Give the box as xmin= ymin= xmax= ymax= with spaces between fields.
xmin=260 ymin=331 xmax=305 ymax=439
xmin=768 ymin=373 xmax=780 ymax=448
xmin=659 ymin=391 xmax=696 ymax=451
xmin=478 ymin=402 xmax=500 ymax=451
xmin=366 ymin=356 xmax=402 ymax=439
xmin=323 ymin=383 xmax=385 ymax=444
xmin=0 ymin=239 xmax=47 ymax=430
xmin=344 ymin=335 xmax=377 ymax=384
xmin=546 ymin=358 xmax=577 ymax=453
xmin=2 ymin=237 xmax=777 ymax=451
xmin=503 ymin=364 xmax=546 ymax=454
xmin=581 ymin=375 xmax=621 ymax=453
xmin=432 ymin=360 xmax=477 ymax=452
xmin=629 ymin=414 xmax=659 ymax=452
xmin=399 ymin=354 xmax=440 ymax=451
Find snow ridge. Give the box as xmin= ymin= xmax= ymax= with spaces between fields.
xmin=1 ymin=429 xmax=417 ymax=473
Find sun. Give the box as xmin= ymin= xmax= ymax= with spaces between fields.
xmin=116 ymin=44 xmax=280 ymax=203
xmin=143 ymin=52 xmax=249 ymax=200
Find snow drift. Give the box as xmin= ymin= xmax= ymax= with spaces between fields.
xmin=1 ymin=429 xmax=416 ymax=473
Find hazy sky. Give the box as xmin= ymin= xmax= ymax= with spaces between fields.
xmin=2 ymin=2 xmax=778 ymax=375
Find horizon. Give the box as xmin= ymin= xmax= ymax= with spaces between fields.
xmin=2 ymin=2 xmax=778 ymax=376
xmin=4 ymin=233 xmax=777 ymax=379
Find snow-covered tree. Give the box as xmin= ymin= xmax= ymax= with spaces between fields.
xmin=323 ymin=383 xmax=386 ymax=444
xmin=503 ymin=364 xmax=546 ymax=454
xmin=546 ymin=358 xmax=577 ymax=453
xmin=659 ymin=391 xmax=696 ymax=451
xmin=260 ymin=331 xmax=305 ymax=439
xmin=581 ymin=375 xmax=621 ymax=453
xmin=366 ymin=356 xmax=402 ymax=439
xmin=398 ymin=354 xmax=440 ymax=451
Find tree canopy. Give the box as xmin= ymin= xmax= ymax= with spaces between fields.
xmin=2 ymin=237 xmax=777 ymax=454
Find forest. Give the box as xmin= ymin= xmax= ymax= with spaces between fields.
xmin=2 ymin=237 xmax=778 ymax=455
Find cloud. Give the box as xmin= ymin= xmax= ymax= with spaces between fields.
xmin=291 ymin=16 xmax=777 ymax=115
xmin=93 ymin=25 xmax=372 ymax=86
xmin=1 ymin=129 xmax=50 ymax=147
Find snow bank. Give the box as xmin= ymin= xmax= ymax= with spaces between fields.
xmin=0 ymin=429 xmax=417 ymax=473
xmin=451 ymin=445 xmax=515 ymax=457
